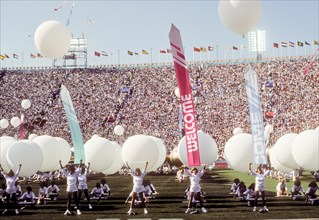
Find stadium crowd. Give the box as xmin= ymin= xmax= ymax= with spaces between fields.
xmin=0 ymin=59 xmax=318 ymax=159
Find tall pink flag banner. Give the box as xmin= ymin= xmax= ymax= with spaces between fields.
xmin=169 ymin=24 xmax=201 ymax=166
xmin=20 ymin=114 xmax=24 ymax=140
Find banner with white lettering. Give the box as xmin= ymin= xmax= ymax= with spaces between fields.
xmin=60 ymin=84 xmax=85 ymax=163
xmin=169 ymin=24 xmax=201 ymax=166
xmin=244 ymin=66 xmax=267 ymax=164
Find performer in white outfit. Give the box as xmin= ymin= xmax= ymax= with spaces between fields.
xmin=77 ymin=160 xmax=92 ymax=209
xmin=249 ymin=163 xmax=270 ymax=212
xmin=47 ymin=181 xmax=60 ymax=201
xmin=59 ymin=160 xmax=81 ymax=215
xmin=0 ymin=164 xmax=22 ymax=215
xmin=183 ymin=165 xmax=207 ymax=214
xmin=125 ymin=161 xmax=148 ymax=215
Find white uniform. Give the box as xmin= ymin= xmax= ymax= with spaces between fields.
xmin=129 ymin=169 xmax=146 ymax=193
xmin=101 ymin=183 xmax=110 ymax=193
xmin=243 ymin=188 xmax=255 ymax=199
xmin=20 ymin=191 xmax=36 ymax=203
xmin=184 ymin=169 xmax=205 ymax=193
xmin=291 ymin=185 xmax=304 ymax=194
xmin=62 ymin=168 xmax=79 ymax=192
xmin=1 ymin=170 xmax=20 ymax=195
xmin=77 ymin=168 xmax=88 ymax=190
xmin=90 ymin=187 xmax=105 ymax=197
xmin=38 ymin=187 xmax=48 ymax=197
xmin=250 ymin=170 xmax=270 ymax=191
xmin=47 ymin=185 xmax=60 ymax=194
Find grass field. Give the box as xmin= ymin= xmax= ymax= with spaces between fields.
xmin=0 ymin=169 xmax=318 ymax=220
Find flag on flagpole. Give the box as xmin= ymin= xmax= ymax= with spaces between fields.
xmin=160 ymin=50 xmax=166 ymax=53
xmin=127 ymin=50 xmax=133 ymax=56
xmin=87 ymin=18 xmax=95 ymax=25
xmin=94 ymin=51 xmax=101 ymax=57
xmin=13 ymin=53 xmax=19 ymax=59
xmin=297 ymin=41 xmax=304 ymax=47
xmin=142 ymin=49 xmax=149 ymax=55
xmin=232 ymin=46 xmax=238 ymax=50
xmin=281 ymin=42 xmax=288 ymax=47
xmin=30 ymin=53 xmax=36 ymax=58
xmin=273 ymin=43 xmax=279 ymax=48
xmin=167 ymin=49 xmax=172 ymax=53
xmin=0 ymin=55 xmax=5 ymax=60
xmin=37 ymin=53 xmax=43 ymax=58
xmin=193 ymin=47 xmax=200 ymax=52
xmin=289 ymin=42 xmax=295 ymax=47
xmin=101 ymin=51 xmax=108 ymax=56
xmin=4 ymin=54 xmax=9 ymax=58
xmin=314 ymin=40 xmax=319 ymax=45
xmin=208 ymin=46 xmax=214 ymax=51
xmin=135 ymin=52 xmax=139 ymax=55
xmin=54 ymin=1 xmax=66 ymax=11
xmin=305 ymin=41 xmax=310 ymax=46
xmin=200 ymin=47 xmax=207 ymax=52
xmin=169 ymin=24 xmax=201 ymax=166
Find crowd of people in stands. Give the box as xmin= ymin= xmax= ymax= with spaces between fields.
xmin=0 ymin=59 xmax=318 ymax=160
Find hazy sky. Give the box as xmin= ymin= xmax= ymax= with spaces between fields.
xmin=0 ymin=0 xmax=318 ymax=68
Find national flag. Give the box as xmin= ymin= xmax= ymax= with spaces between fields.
xmin=87 ymin=18 xmax=95 ymax=25
xmin=142 ymin=49 xmax=149 ymax=55
xmin=101 ymin=51 xmax=108 ymax=56
xmin=289 ymin=42 xmax=295 ymax=47
xmin=54 ymin=1 xmax=66 ymax=11
xmin=134 ymin=52 xmax=138 ymax=55
xmin=273 ymin=43 xmax=279 ymax=48
xmin=297 ymin=41 xmax=304 ymax=47
xmin=281 ymin=42 xmax=288 ymax=47
xmin=208 ymin=46 xmax=213 ymax=51
xmin=0 ymin=55 xmax=5 ymax=60
xmin=160 ymin=50 xmax=166 ymax=53
xmin=37 ymin=53 xmax=43 ymax=58
xmin=193 ymin=47 xmax=200 ymax=52
xmin=232 ymin=46 xmax=238 ymax=50
xmin=167 ymin=49 xmax=171 ymax=53
xmin=305 ymin=41 xmax=310 ymax=46
xmin=13 ymin=53 xmax=19 ymax=59
xmin=127 ymin=50 xmax=133 ymax=56
xmin=314 ymin=40 xmax=319 ymax=45
xmin=4 ymin=54 xmax=9 ymax=58
xmin=200 ymin=47 xmax=207 ymax=52
xmin=30 ymin=53 xmax=36 ymax=58
xmin=94 ymin=51 xmax=101 ymax=57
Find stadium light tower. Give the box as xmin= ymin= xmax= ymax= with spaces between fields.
xmin=247 ymin=30 xmax=266 ymax=60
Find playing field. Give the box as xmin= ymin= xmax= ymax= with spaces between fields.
xmin=0 ymin=169 xmax=318 ymax=219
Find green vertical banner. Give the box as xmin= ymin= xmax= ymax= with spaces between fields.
xmin=60 ymin=84 xmax=85 ymax=163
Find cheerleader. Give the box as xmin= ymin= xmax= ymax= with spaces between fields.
xmin=290 ymin=178 xmax=305 ymax=200
xmin=59 ymin=160 xmax=81 ymax=215
xmin=77 ymin=160 xmax=92 ymax=209
xmin=47 ymin=181 xmax=60 ymax=201
xmin=37 ymin=182 xmax=48 ymax=204
xmin=183 ymin=165 xmax=207 ymax=214
xmin=125 ymin=161 xmax=148 ymax=215
xmin=0 ymin=164 xmax=22 ymax=215
xmin=90 ymin=182 xmax=105 ymax=202
xmin=19 ymin=186 xmax=36 ymax=209
xmin=101 ymin=178 xmax=111 ymax=196
xmin=249 ymin=163 xmax=270 ymax=212
xmin=243 ymin=183 xmax=255 ymax=206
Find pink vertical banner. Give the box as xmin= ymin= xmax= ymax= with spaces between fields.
xmin=20 ymin=114 xmax=25 ymax=140
xmin=169 ymin=24 xmax=201 ymax=166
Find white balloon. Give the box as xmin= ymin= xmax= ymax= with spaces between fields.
xmin=265 ymin=124 xmax=274 ymax=134
xmin=218 ymin=0 xmax=262 ymax=36
xmin=121 ymin=135 xmax=159 ymax=170
xmin=178 ymin=131 xmax=218 ymax=167
xmin=170 ymin=147 xmax=180 ymax=161
xmin=0 ymin=137 xmax=17 ymax=171
xmin=6 ymin=140 xmax=43 ymax=177
xmin=34 ymin=20 xmax=71 ymax=59
xmin=272 ymin=133 xmax=298 ymax=169
xmin=21 ymin=99 xmax=32 ymax=109
xmin=84 ymin=137 xmax=116 ymax=172
xmin=54 ymin=137 xmax=72 ymax=169
xmin=224 ymin=133 xmax=254 ymax=173
xmin=10 ymin=117 xmax=20 ymax=128
xmin=102 ymin=142 xmax=123 ymax=175
xmin=174 ymin=87 xmax=180 ymax=98
xmin=114 ymin=125 xmax=124 ymax=136
xmin=0 ymin=119 xmax=9 ymax=129
xmin=233 ymin=127 xmax=243 ymax=135
xmin=292 ymin=130 xmax=319 ymax=171
xmin=264 ymin=131 xmax=271 ymax=141
xmin=269 ymin=147 xmax=293 ymax=173
xmin=149 ymin=136 xmax=167 ymax=171
xmin=92 ymin=134 xmax=100 ymax=139
xmin=28 ymin=134 xmax=38 ymax=141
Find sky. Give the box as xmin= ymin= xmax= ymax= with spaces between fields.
xmin=0 ymin=0 xmax=318 ymax=68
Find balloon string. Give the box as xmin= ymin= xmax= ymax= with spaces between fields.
xmin=66 ymin=2 xmax=75 ymax=27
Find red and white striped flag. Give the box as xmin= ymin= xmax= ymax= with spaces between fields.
xmin=169 ymin=24 xmax=201 ymax=166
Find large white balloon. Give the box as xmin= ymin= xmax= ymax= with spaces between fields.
xmin=233 ymin=127 xmax=243 ymax=135
xmin=102 ymin=142 xmax=123 ymax=175
xmin=218 ymin=0 xmax=262 ymax=36
xmin=224 ymin=133 xmax=254 ymax=173
xmin=0 ymin=137 xmax=17 ymax=171
xmin=269 ymin=147 xmax=293 ymax=173
xmin=6 ymin=140 xmax=43 ymax=177
xmin=28 ymin=134 xmax=38 ymax=141
xmin=34 ymin=20 xmax=71 ymax=59
xmin=169 ymin=147 xmax=180 ymax=161
xmin=0 ymin=119 xmax=9 ymax=129
xmin=21 ymin=99 xmax=32 ymax=109
xmin=265 ymin=124 xmax=274 ymax=134
xmin=272 ymin=133 xmax=298 ymax=169
xmin=122 ymin=135 xmax=159 ymax=170
xmin=149 ymin=137 xmax=167 ymax=171
xmin=53 ymin=137 xmax=72 ymax=169
xmin=292 ymin=130 xmax=319 ymax=171
xmin=84 ymin=137 xmax=116 ymax=172
xmin=114 ymin=125 xmax=124 ymax=136
xmin=178 ymin=131 xmax=218 ymax=167
xmin=10 ymin=117 xmax=20 ymax=128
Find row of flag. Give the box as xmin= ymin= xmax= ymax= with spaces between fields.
xmin=0 ymin=53 xmax=43 ymax=60
xmin=273 ymin=40 xmax=318 ymax=48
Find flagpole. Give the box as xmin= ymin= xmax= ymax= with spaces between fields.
xmin=280 ymin=46 xmax=282 ymax=61
xmin=216 ymin=45 xmax=219 ymax=63
xmin=288 ymin=46 xmax=291 ymax=60
xmin=224 ymin=47 xmax=227 ymax=65
xmin=150 ymin=48 xmax=153 ymax=65
xmin=272 ymin=46 xmax=274 ymax=59
xmin=296 ymin=46 xmax=299 ymax=58
xmin=304 ymin=45 xmax=306 ymax=58
xmin=207 ymin=48 xmax=210 ymax=62
xmin=193 ymin=50 xmax=195 ymax=63
xmin=22 ymin=52 xmax=24 ymax=67
xmin=117 ymin=49 xmax=120 ymax=67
